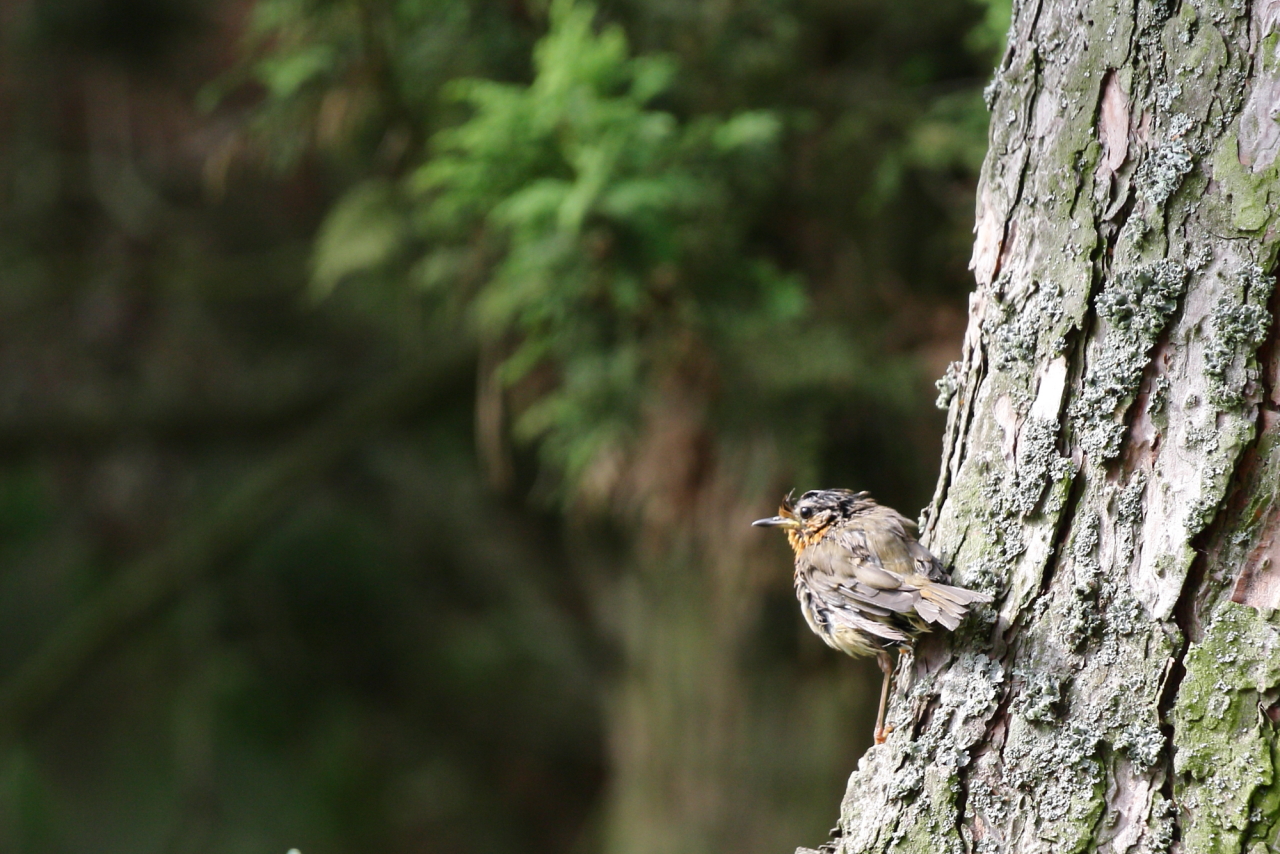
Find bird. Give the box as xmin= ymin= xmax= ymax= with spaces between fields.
xmin=753 ymin=488 xmax=991 ymax=744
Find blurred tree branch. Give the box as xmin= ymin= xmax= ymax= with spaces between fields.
xmin=0 ymin=351 xmax=469 ymax=742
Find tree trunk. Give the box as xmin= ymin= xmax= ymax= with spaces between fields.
xmin=807 ymin=0 xmax=1280 ymax=851
xmin=581 ymin=376 xmax=855 ymax=854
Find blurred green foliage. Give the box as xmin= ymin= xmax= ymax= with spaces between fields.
xmin=0 ymin=0 xmax=1007 ymax=851
xmin=318 ymin=0 xmax=844 ymax=493
xmin=288 ymin=0 xmax=994 ymax=502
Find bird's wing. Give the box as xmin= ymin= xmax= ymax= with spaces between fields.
xmin=802 ymin=549 xmax=921 ymax=616
xmin=872 ymin=506 xmax=952 ymax=581
xmin=800 ymin=574 xmax=913 ymax=644
xmin=815 ymin=523 xmax=917 ymax=587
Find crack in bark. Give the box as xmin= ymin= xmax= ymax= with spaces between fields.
xmin=1152 ymin=262 xmax=1280 ymax=846
xmin=952 ymin=754 xmax=976 ymax=847
xmin=925 ymin=280 xmax=997 ymax=545
xmin=925 ymin=332 xmax=987 ymax=543
xmin=925 ymin=0 xmax=1045 ymax=548
xmin=1156 ymin=650 xmax=1184 ymax=842
xmin=1001 ymin=217 xmax=1114 ymax=638
xmin=1229 ymin=264 xmax=1280 ymax=607
xmin=1032 ymin=440 xmax=1088 ymax=610
xmin=1175 ymin=288 xmax=1279 ymax=630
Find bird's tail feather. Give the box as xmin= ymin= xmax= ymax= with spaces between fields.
xmin=915 ymin=582 xmax=992 ymax=630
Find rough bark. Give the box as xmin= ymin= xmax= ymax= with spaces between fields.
xmin=804 ymin=0 xmax=1280 ymax=851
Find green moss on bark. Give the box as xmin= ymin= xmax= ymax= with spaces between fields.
xmin=1210 ymin=132 xmax=1280 ymax=235
xmin=1174 ymin=605 xmax=1280 ymax=854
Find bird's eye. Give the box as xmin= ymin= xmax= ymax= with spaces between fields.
xmin=799 ymin=507 xmax=813 ymax=520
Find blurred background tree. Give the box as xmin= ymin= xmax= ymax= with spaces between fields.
xmin=0 ymin=0 xmax=1004 ymax=852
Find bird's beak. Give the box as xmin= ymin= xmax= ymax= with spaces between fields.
xmin=752 ymin=515 xmax=799 ymax=529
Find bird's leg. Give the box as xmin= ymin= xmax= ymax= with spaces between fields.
xmin=873 ymin=650 xmax=894 ymax=744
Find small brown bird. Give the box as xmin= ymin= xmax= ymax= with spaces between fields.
xmin=753 ymin=489 xmax=991 ymax=744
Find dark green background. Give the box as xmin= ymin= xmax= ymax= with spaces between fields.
xmin=0 ymin=0 xmax=1004 ymax=851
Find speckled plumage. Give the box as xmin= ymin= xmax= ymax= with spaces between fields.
xmin=754 ymin=488 xmax=991 ymax=742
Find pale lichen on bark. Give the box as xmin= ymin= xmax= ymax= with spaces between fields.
xmin=804 ymin=0 xmax=1280 ymax=851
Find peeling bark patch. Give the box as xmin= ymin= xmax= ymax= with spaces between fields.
xmin=994 ymin=395 xmax=1020 ymax=468
xmin=1232 ymin=507 xmax=1280 ymax=609
xmin=1096 ymin=69 xmax=1131 ymax=182
xmin=1031 ymin=356 xmax=1070 ymax=421
xmin=1232 ymin=270 xmax=1280 ymax=609
xmin=1119 ymin=341 xmax=1171 ymax=473
xmin=1238 ymin=72 xmax=1280 ymax=171
xmin=1228 ymin=423 xmax=1280 ymax=611
xmin=972 ymin=207 xmax=1005 ymax=287
xmin=1237 ymin=0 xmax=1280 ymax=170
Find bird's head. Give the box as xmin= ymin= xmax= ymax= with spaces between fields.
xmin=752 ymin=488 xmax=873 ymax=550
